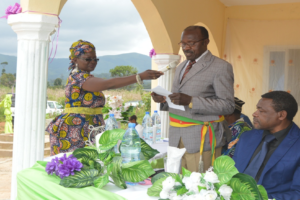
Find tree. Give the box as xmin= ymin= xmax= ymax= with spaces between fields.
xmin=1 ymin=62 xmax=8 ymax=70
xmin=0 ymin=73 xmax=16 ymax=88
xmin=109 ymin=66 xmax=138 ymax=90
xmin=109 ymin=66 xmax=138 ymax=77
xmin=2 ymin=69 xmax=5 ymax=75
xmin=54 ymin=78 xmax=62 ymax=87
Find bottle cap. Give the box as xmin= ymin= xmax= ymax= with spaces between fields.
xmin=128 ymin=123 xmax=136 ymax=128
xmin=154 ymin=110 xmax=158 ymax=113
xmin=146 ymin=111 xmax=149 ymax=114
xmin=109 ymin=113 xmax=115 ymax=117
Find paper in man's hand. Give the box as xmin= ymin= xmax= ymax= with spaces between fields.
xmin=151 ymin=86 xmax=185 ymax=111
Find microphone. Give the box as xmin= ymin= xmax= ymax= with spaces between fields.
xmin=159 ymin=60 xmax=180 ymax=72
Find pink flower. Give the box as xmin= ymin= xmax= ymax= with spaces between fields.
xmin=149 ymin=48 xmax=156 ymax=58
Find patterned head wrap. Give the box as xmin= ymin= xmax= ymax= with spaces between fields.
xmin=234 ymin=97 xmax=245 ymax=112
xmin=68 ymin=40 xmax=96 ymax=70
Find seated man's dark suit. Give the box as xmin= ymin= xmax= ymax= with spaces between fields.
xmin=233 ymin=123 xmax=300 ymax=200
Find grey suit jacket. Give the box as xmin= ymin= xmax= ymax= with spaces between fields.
xmin=161 ymin=51 xmax=234 ymax=153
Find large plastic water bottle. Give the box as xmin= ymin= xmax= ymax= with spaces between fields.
xmin=152 ymin=110 xmax=161 ymax=142
xmin=105 ymin=113 xmax=119 ymax=152
xmin=142 ymin=111 xmax=153 ymax=145
xmin=120 ymin=123 xmax=141 ymax=164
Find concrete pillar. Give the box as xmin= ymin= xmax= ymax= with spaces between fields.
xmin=152 ymin=54 xmax=180 ymax=138
xmin=8 ymin=13 xmax=58 ymax=199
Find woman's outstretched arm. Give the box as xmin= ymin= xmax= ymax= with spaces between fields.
xmin=82 ymin=70 xmax=163 ymax=92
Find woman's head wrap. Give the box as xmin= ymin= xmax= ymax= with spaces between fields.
xmin=234 ymin=97 xmax=245 ymax=112
xmin=68 ymin=40 xmax=96 ymax=70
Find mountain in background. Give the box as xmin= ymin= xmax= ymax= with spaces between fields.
xmin=0 ymin=53 xmax=151 ymax=83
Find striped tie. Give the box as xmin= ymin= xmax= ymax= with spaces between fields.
xmin=181 ymin=60 xmax=196 ymax=83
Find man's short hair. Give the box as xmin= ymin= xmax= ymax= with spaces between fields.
xmin=129 ymin=115 xmax=137 ymax=121
xmin=261 ymin=91 xmax=298 ymax=121
xmin=184 ymin=26 xmax=209 ymax=39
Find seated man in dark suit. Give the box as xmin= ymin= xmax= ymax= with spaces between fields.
xmin=233 ymin=91 xmax=300 ymax=200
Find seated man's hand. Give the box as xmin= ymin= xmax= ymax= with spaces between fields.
xmin=151 ymin=92 xmax=166 ymax=103
xmin=169 ymin=93 xmax=192 ymax=105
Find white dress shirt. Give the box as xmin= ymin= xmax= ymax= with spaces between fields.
xmin=179 ymin=50 xmax=208 ymax=81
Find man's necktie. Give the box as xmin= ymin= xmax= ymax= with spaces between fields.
xmin=180 ymin=60 xmax=196 ymax=83
xmin=244 ymin=134 xmax=276 ymax=179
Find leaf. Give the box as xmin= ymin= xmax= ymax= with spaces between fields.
xmin=177 ymin=186 xmax=188 ymax=195
xmin=147 ymin=176 xmax=167 ymax=197
xmin=182 ymin=167 xmax=192 ymax=177
xmin=94 ymin=174 xmax=109 ymax=189
xmin=213 ymin=156 xmax=239 ymax=186
xmin=175 ymin=174 xmax=183 ymax=185
xmin=94 ymin=161 xmax=102 ymax=173
xmin=73 ymin=148 xmax=98 ymax=160
xmin=151 ymin=172 xmax=178 ymax=185
xmin=232 ymin=173 xmax=263 ymax=200
xmin=257 ymin=185 xmax=268 ymax=200
xmin=94 ymin=163 xmax=113 ymax=189
xmin=230 ymin=178 xmax=256 ymax=200
xmin=99 ymin=129 xmax=126 ymax=151
xmin=110 ymin=156 xmax=127 ymax=189
xmin=150 ymin=158 xmax=164 ymax=169
xmin=59 ymin=169 xmax=99 ymax=188
xmin=122 ymin=160 xmax=155 ymax=183
xmin=140 ymin=138 xmax=160 ymax=160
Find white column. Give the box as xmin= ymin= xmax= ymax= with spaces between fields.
xmin=152 ymin=54 xmax=180 ymax=138
xmin=8 ymin=13 xmax=58 ymax=200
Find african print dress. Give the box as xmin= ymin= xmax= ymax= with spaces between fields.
xmin=222 ymin=118 xmax=252 ymax=158
xmin=46 ymin=70 xmax=105 ymax=155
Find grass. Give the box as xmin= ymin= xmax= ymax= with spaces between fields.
xmin=0 ymin=86 xmax=150 ymax=131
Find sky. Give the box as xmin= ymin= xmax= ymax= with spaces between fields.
xmin=0 ymin=0 xmax=153 ymax=58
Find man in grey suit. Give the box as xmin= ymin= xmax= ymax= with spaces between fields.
xmin=151 ymin=26 xmax=234 ymax=172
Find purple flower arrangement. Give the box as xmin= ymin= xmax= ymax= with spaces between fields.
xmin=46 ymin=154 xmax=83 ymax=179
xmin=149 ymin=48 xmax=156 ymax=58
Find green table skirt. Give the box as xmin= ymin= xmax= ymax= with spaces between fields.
xmin=16 ymin=161 xmax=126 ymax=200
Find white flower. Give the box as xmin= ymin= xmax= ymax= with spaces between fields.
xmin=183 ymin=193 xmax=204 ymax=200
xmin=123 ymin=104 xmax=130 ymax=111
xmin=162 ymin=177 xmax=176 ymax=192
xmin=190 ymin=172 xmax=202 ymax=183
xmin=204 ymin=171 xmax=219 ymax=184
xmin=183 ymin=175 xmax=205 ymax=194
xmin=160 ymin=190 xmax=169 ymax=199
xmin=189 ymin=185 xmax=201 ymax=193
xmin=199 ymin=189 xmax=218 ymax=200
xmin=169 ymin=192 xmax=182 ymax=200
xmin=218 ymin=184 xmax=233 ymax=200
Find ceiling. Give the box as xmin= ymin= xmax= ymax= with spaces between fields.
xmin=219 ymin=0 xmax=300 ymax=6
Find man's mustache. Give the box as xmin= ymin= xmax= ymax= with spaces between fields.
xmin=184 ymin=51 xmax=193 ymax=54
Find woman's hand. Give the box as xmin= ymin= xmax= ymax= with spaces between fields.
xmin=139 ymin=70 xmax=164 ymax=80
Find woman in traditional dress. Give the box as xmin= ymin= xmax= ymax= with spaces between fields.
xmin=222 ymin=97 xmax=252 ymax=157
xmin=46 ymin=40 xmax=163 ymax=155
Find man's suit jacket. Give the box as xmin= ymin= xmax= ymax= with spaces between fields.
xmin=233 ymin=123 xmax=300 ymax=200
xmin=161 ymin=50 xmax=235 ymax=153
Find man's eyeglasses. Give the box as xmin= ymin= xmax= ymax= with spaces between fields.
xmin=178 ymin=38 xmax=207 ymax=48
xmin=79 ymin=58 xmax=99 ymax=62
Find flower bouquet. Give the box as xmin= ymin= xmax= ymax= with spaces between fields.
xmin=102 ymin=95 xmax=134 ymax=122
xmin=148 ymin=156 xmax=269 ymax=200
xmin=45 ymin=129 xmax=159 ymax=189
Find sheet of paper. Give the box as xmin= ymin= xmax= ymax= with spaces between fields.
xmin=151 ymin=86 xmax=185 ymax=111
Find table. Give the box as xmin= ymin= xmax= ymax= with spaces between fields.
xmin=17 ymin=142 xmax=169 ymax=200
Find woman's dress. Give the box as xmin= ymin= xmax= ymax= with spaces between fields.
xmin=46 ymin=70 xmax=105 ymax=155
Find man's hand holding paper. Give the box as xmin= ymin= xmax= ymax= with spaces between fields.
xmin=151 ymin=86 xmax=185 ymax=111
